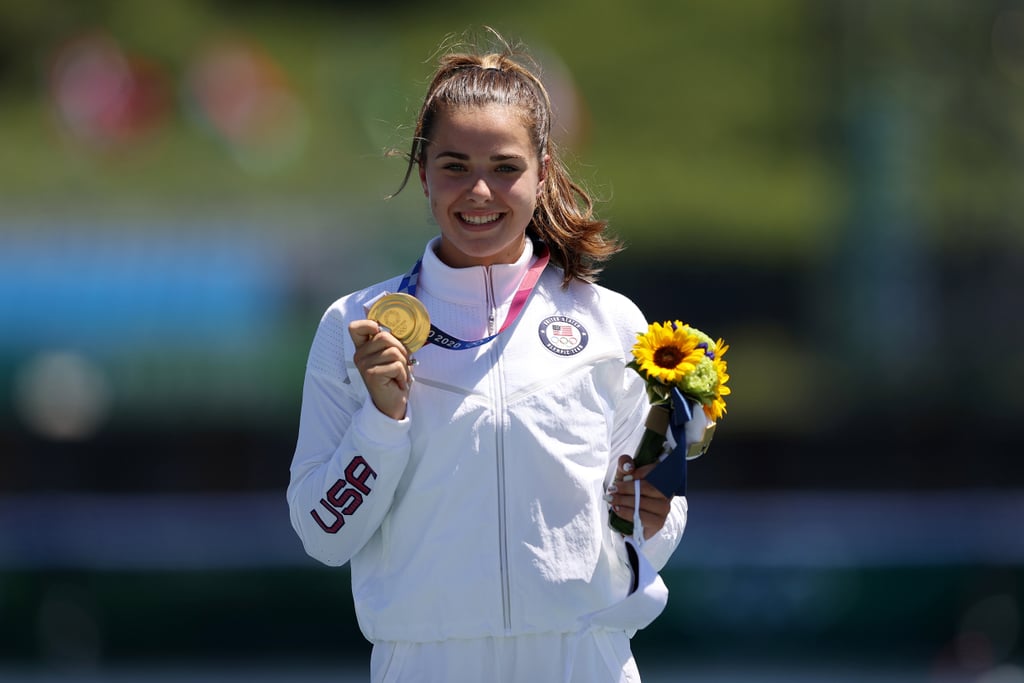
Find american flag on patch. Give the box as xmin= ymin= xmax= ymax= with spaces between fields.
xmin=552 ymin=324 xmax=575 ymax=336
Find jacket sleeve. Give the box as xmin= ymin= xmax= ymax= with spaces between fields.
xmin=640 ymin=496 xmax=688 ymax=571
xmin=287 ymin=305 xmax=412 ymax=567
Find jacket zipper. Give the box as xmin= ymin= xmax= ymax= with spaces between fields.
xmin=486 ymin=267 xmax=513 ymax=632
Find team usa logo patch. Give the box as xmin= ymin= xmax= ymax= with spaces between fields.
xmin=538 ymin=316 xmax=589 ymax=356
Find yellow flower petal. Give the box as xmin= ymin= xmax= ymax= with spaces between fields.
xmin=632 ymin=321 xmax=706 ymax=387
xmin=706 ymin=337 xmax=730 ymax=419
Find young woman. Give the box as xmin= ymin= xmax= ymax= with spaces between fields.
xmin=288 ymin=33 xmax=688 ymax=682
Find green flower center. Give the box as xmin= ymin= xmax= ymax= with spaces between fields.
xmin=653 ymin=346 xmax=684 ymax=369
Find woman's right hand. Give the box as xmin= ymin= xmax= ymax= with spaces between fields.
xmin=348 ymin=319 xmax=413 ymax=420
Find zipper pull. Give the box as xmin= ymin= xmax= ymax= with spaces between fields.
xmin=485 ymin=266 xmax=497 ymax=334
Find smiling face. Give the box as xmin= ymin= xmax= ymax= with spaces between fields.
xmin=419 ymin=104 xmax=548 ymax=268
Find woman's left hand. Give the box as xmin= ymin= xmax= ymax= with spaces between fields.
xmin=606 ymin=455 xmax=672 ymax=540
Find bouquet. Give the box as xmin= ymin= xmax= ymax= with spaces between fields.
xmin=610 ymin=321 xmax=730 ymax=535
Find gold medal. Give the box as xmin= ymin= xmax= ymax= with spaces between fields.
xmin=367 ymin=293 xmax=431 ymax=353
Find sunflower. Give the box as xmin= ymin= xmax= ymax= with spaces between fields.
xmin=705 ymin=338 xmax=731 ymax=421
xmin=631 ymin=321 xmax=707 ymax=388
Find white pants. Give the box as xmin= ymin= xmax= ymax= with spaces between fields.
xmin=369 ymin=629 xmax=641 ymax=683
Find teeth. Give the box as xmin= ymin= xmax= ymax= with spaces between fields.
xmin=461 ymin=213 xmax=500 ymax=225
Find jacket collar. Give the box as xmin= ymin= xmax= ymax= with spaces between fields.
xmin=417 ymin=236 xmax=537 ymax=306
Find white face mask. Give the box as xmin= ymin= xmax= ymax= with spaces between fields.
xmin=562 ymin=481 xmax=670 ymax=682
xmin=586 ymin=478 xmax=669 ymax=632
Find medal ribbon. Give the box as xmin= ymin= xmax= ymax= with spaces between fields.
xmin=398 ymin=245 xmax=550 ymax=351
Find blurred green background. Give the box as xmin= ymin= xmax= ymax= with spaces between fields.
xmin=1 ymin=1 xmax=1022 ymax=681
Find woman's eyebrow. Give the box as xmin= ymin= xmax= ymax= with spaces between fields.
xmin=433 ymin=151 xmax=525 ymax=161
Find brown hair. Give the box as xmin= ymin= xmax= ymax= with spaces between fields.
xmin=391 ymin=33 xmax=622 ymax=286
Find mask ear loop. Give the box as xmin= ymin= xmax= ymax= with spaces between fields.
xmin=631 ymin=478 xmax=645 ymax=548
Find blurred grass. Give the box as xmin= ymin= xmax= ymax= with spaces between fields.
xmin=0 ymin=0 xmax=842 ymax=259
xmin=2 ymin=564 xmax=1013 ymax=669
xmin=1 ymin=0 xmax=1021 ymax=256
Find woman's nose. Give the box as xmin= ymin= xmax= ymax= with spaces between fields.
xmin=466 ymin=176 xmax=492 ymax=201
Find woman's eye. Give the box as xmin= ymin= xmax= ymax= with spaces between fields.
xmin=496 ymin=164 xmax=520 ymax=174
xmin=443 ymin=163 xmax=466 ymax=172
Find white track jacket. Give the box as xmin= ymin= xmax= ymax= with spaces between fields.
xmin=288 ymin=238 xmax=688 ymax=644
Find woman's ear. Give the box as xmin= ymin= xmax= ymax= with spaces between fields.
xmin=419 ymin=164 xmax=428 ymax=197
